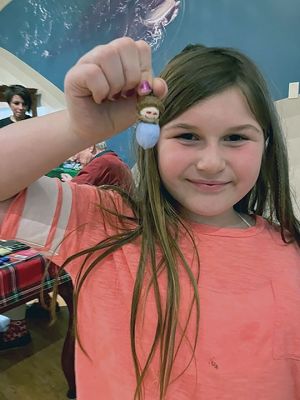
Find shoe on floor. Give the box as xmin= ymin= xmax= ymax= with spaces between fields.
xmin=26 ymin=301 xmax=60 ymax=319
xmin=0 ymin=332 xmax=32 ymax=351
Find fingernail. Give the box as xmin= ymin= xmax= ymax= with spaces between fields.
xmin=121 ymin=89 xmax=136 ymax=98
xmin=138 ymin=80 xmax=152 ymax=95
xmin=111 ymin=92 xmax=121 ymax=101
xmin=125 ymin=88 xmax=136 ymax=97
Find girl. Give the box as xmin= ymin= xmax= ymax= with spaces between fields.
xmin=0 ymin=37 xmax=299 ymax=399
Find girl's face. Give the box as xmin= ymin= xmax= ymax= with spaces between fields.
xmin=157 ymin=87 xmax=265 ymax=226
xmin=9 ymin=95 xmax=27 ymax=121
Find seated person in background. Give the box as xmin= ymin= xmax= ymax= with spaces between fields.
xmin=61 ymin=141 xmax=133 ymax=192
xmin=0 ymin=84 xmax=32 ymax=128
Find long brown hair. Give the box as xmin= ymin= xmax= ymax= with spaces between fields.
xmin=56 ymin=44 xmax=300 ymax=399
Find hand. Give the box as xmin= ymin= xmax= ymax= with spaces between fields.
xmin=64 ymin=37 xmax=167 ymax=143
xmin=60 ymin=173 xmax=73 ymax=182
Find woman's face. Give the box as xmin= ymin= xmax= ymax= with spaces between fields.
xmin=9 ymin=95 xmax=27 ymax=121
xmin=73 ymin=147 xmax=94 ymax=167
xmin=157 ymin=87 xmax=265 ymax=226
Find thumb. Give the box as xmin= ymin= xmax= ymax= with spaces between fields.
xmin=152 ymin=77 xmax=168 ymax=100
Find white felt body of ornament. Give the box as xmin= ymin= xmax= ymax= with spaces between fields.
xmin=136 ymin=121 xmax=160 ymax=149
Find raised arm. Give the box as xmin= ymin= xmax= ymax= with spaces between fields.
xmin=0 ymin=37 xmax=167 ymax=201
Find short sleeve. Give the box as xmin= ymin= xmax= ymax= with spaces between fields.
xmin=0 ymin=176 xmax=132 ymax=267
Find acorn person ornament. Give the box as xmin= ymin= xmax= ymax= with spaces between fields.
xmin=136 ymin=80 xmax=165 ymax=149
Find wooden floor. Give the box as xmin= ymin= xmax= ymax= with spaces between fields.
xmin=0 ymin=299 xmax=70 ymax=400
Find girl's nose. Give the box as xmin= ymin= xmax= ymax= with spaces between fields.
xmin=196 ymin=145 xmax=226 ymax=174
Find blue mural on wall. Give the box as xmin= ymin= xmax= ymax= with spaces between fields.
xmin=0 ymin=0 xmax=299 ymax=165
xmin=0 ymin=0 xmax=181 ymax=88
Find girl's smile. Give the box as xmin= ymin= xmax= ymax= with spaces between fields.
xmin=187 ymin=179 xmax=231 ymax=193
xmin=158 ymin=86 xmax=265 ymax=226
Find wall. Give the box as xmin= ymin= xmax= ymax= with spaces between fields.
xmin=276 ymin=96 xmax=300 ymax=216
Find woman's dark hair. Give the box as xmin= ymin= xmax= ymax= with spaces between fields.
xmin=4 ymin=84 xmax=32 ymax=112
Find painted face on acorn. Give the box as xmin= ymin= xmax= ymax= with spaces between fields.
xmin=139 ymin=106 xmax=160 ymax=123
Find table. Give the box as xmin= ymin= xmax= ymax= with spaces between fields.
xmin=0 ymin=251 xmax=76 ymax=399
xmin=46 ymin=165 xmax=80 ymax=180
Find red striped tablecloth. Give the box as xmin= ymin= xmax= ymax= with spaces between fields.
xmin=0 ymin=252 xmax=70 ymax=309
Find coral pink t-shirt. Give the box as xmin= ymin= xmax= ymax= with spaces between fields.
xmin=1 ymin=177 xmax=300 ymax=399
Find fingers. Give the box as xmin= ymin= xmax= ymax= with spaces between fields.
xmin=114 ymin=38 xmax=150 ymax=95
xmin=61 ymin=173 xmax=72 ymax=182
xmin=135 ymin=40 xmax=168 ymax=98
xmin=135 ymin=40 xmax=153 ymax=95
xmin=65 ymin=37 xmax=167 ymax=103
xmin=65 ymin=63 xmax=110 ymax=104
xmin=75 ymin=37 xmax=148 ymax=100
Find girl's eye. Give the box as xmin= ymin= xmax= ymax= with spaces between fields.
xmin=176 ymin=133 xmax=199 ymax=141
xmin=224 ymin=134 xmax=248 ymax=142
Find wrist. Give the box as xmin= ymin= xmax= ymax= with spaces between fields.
xmin=64 ymin=110 xmax=96 ymax=153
